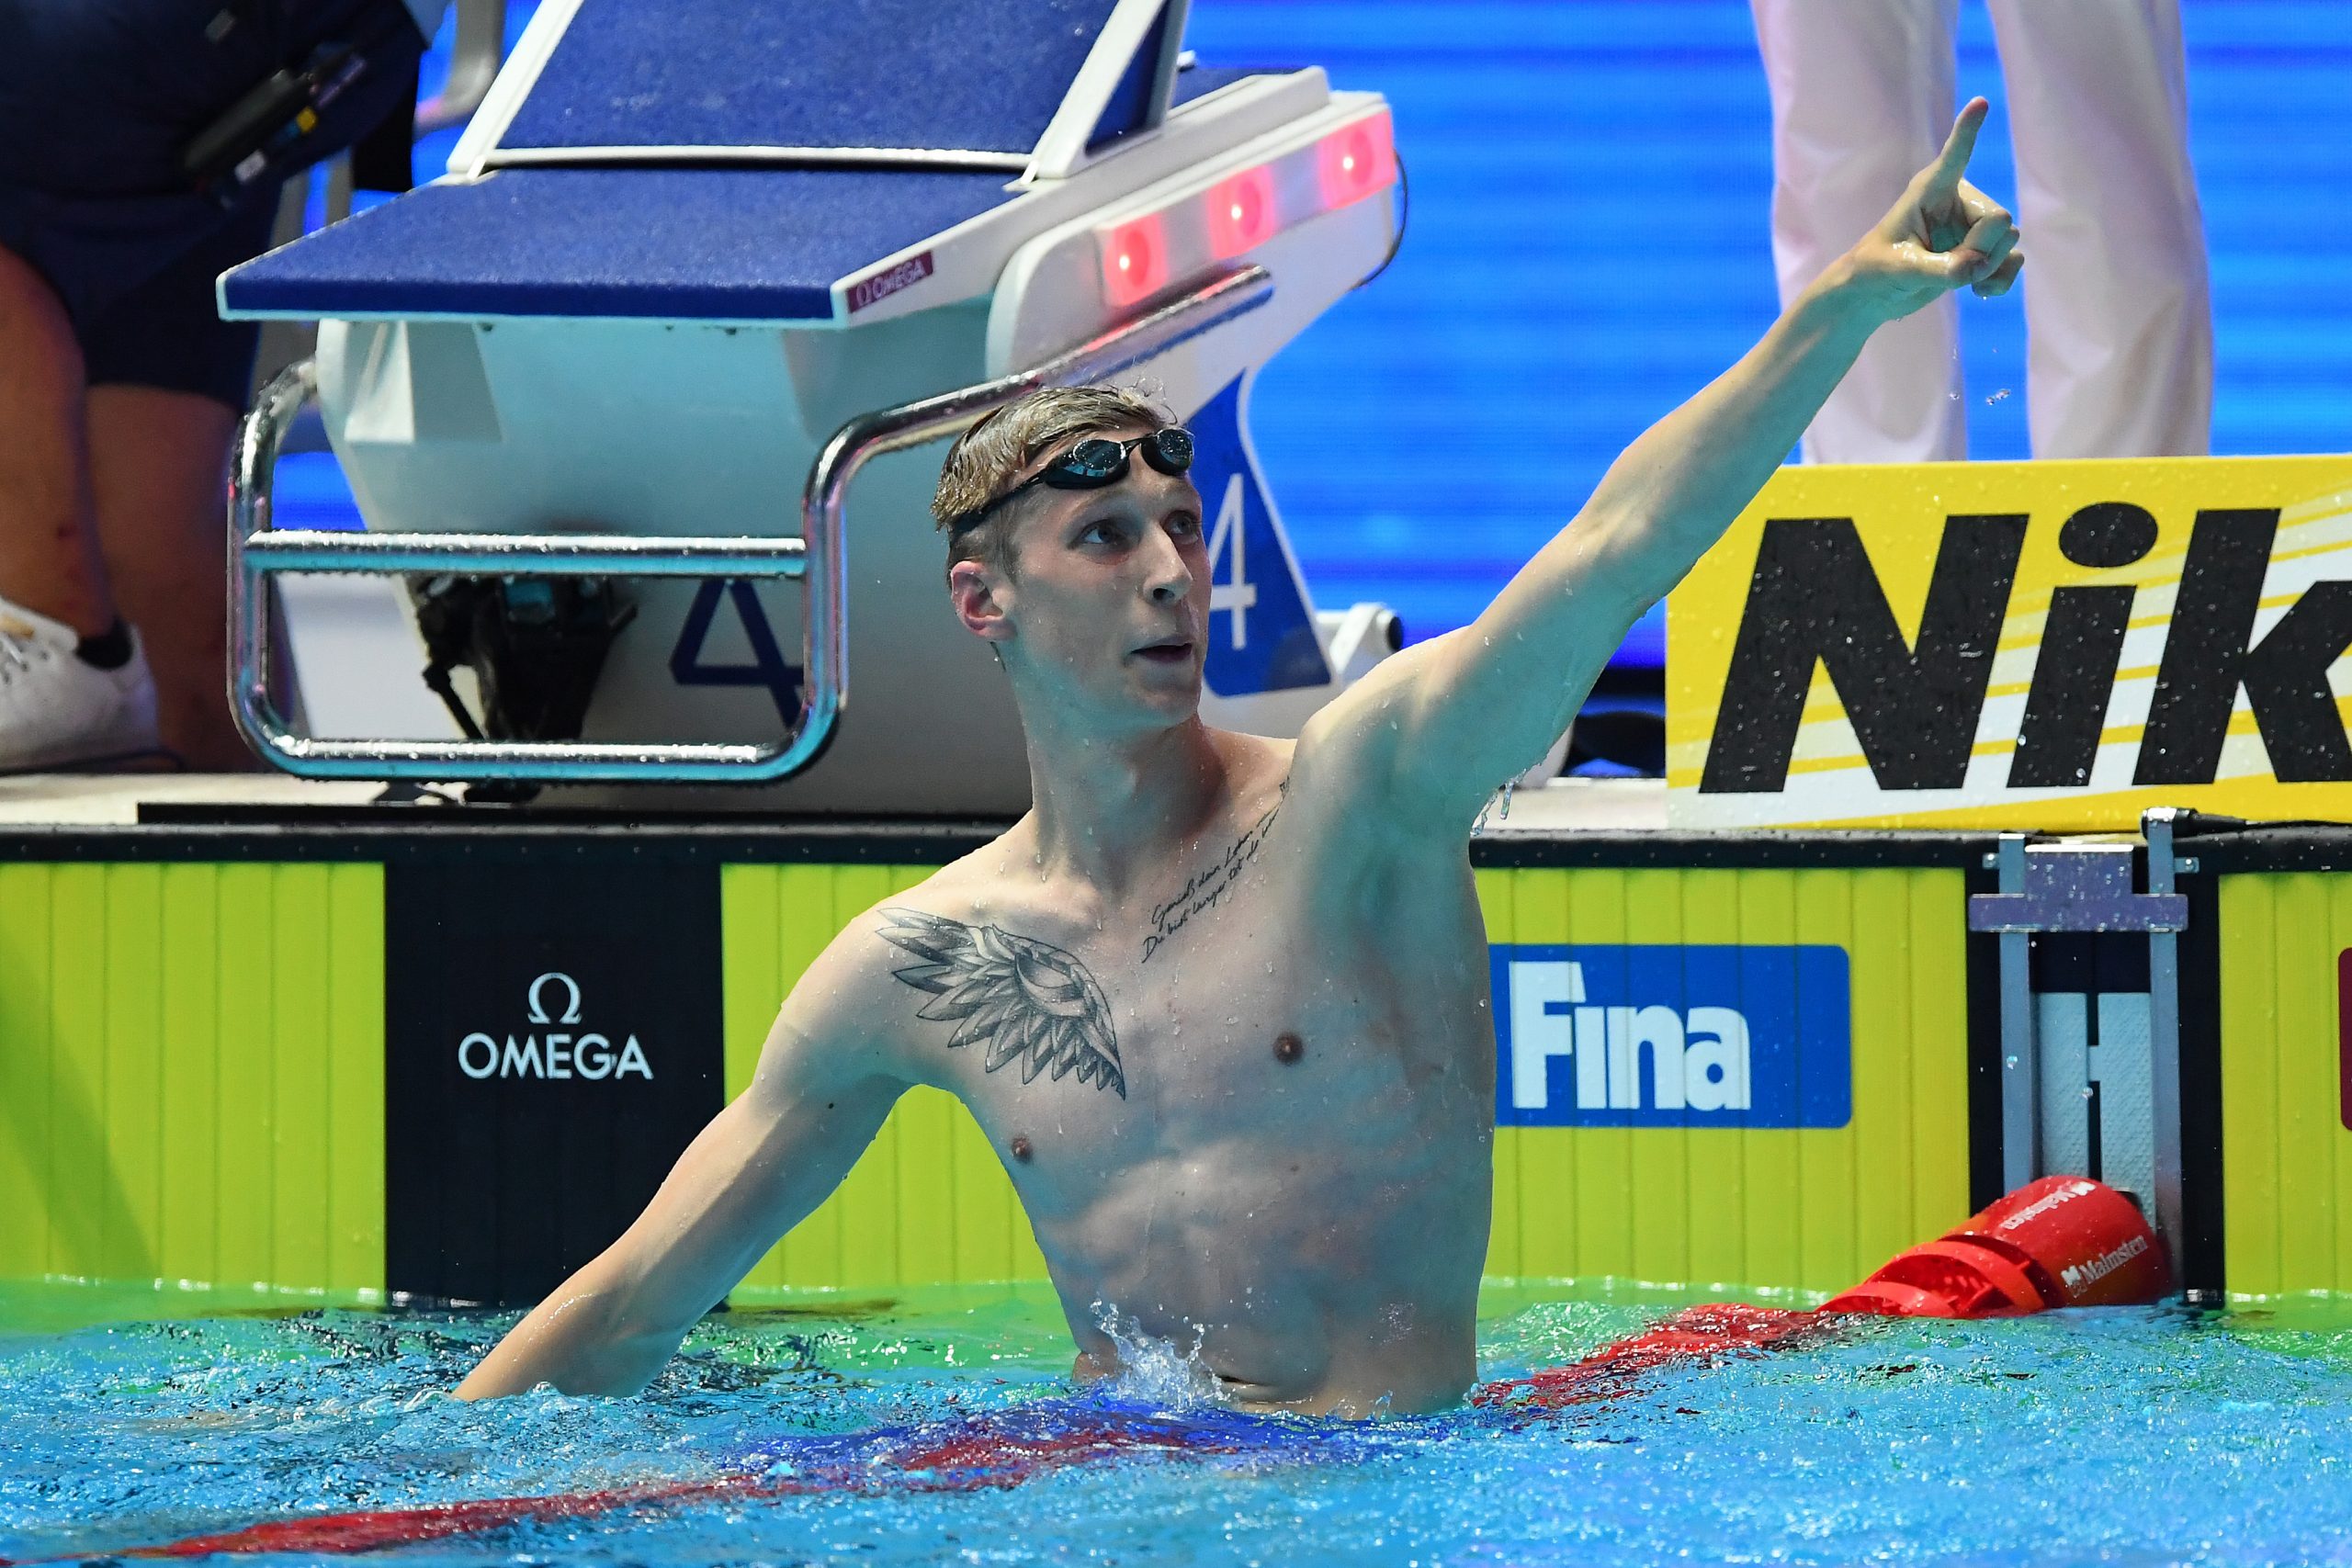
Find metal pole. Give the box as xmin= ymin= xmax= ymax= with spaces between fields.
xmin=227 ymin=359 xmax=312 ymax=771
xmin=242 ymin=532 xmax=807 ymax=577
xmin=2143 ymin=807 xmax=2188 ymax=1275
xmin=1996 ymin=832 xmax=2039 ymax=1193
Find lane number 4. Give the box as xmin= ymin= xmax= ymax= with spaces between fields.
xmin=1206 ymin=472 xmax=1259 ymax=650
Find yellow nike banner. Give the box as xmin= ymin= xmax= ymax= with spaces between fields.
xmin=1668 ymin=454 xmax=2352 ymax=829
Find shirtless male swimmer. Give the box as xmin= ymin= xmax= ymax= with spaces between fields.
xmin=458 ymin=101 xmax=2022 ymax=1416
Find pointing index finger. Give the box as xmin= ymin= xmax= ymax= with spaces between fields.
xmin=1923 ymin=96 xmax=1991 ymax=199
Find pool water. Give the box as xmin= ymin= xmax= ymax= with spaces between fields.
xmin=4 ymin=1282 xmax=2351 ymax=1566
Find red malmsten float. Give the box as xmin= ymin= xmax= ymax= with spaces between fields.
xmin=1476 ymin=1173 xmax=2168 ymax=1409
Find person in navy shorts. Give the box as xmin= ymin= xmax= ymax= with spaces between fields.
xmin=0 ymin=0 xmax=434 ymax=769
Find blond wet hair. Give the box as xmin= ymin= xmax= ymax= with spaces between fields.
xmin=932 ymin=385 xmax=1172 ymax=580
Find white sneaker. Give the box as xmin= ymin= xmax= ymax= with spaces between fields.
xmin=0 ymin=600 xmax=162 ymax=771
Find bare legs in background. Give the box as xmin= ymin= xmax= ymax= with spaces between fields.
xmin=0 ymin=244 xmax=115 ymax=637
xmin=86 ymin=384 xmax=243 ymax=769
xmin=0 ymin=242 xmax=250 ymax=770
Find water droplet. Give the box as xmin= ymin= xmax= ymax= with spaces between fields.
xmin=2005 ymin=1055 xmax=2019 ymax=1069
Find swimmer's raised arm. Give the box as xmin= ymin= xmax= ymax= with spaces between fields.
xmin=1298 ymin=98 xmax=2020 ymax=829
xmin=456 ymin=925 xmax=911 ymax=1400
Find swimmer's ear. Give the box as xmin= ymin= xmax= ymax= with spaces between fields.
xmin=949 ymin=558 xmax=1015 ymax=648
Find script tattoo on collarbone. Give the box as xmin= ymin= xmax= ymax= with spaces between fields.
xmin=879 ymin=909 xmax=1125 ymax=1097
xmin=1141 ymin=791 xmax=1283 ymax=964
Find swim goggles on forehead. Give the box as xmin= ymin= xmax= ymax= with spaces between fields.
xmin=948 ymin=426 xmax=1195 ymax=535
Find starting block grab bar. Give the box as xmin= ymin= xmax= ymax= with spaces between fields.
xmin=226 ymin=264 xmax=1274 ymax=783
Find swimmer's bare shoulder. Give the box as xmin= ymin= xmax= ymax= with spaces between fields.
xmin=455 ymin=899 xmax=933 ymax=1400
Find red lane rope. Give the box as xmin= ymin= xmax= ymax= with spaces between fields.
xmin=1471 ymin=1303 xmax=1834 ymax=1411
xmin=0 ymin=1416 xmax=1238 ymax=1563
xmin=129 ymin=1479 xmax=757 ymax=1559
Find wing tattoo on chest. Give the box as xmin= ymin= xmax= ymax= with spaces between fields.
xmin=878 ymin=909 xmax=1125 ymax=1098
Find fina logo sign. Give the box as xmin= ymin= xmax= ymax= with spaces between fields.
xmin=457 ymin=971 xmax=654 ymax=1083
xmin=1491 ymin=943 xmax=1850 ymax=1128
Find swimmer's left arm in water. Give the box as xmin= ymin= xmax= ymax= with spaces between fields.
xmin=1297 ymin=98 xmax=2021 ymax=829
xmin=455 ymin=929 xmax=912 ymax=1400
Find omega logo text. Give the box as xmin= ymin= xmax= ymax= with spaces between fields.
xmin=458 ymin=970 xmax=654 ymax=1082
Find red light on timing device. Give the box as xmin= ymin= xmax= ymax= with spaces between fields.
xmin=1100 ymin=213 xmax=1169 ymax=308
xmin=1316 ymin=111 xmax=1396 ymax=211
xmin=1205 ymin=164 xmax=1279 ymax=260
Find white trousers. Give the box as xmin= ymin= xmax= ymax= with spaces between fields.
xmin=1751 ymin=0 xmax=2212 ymax=461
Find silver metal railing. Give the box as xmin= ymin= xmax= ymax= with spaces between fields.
xmin=227 ymin=263 xmax=1274 ymax=783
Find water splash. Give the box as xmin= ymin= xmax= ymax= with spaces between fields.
xmin=1088 ymin=1303 xmax=1225 ymax=1412
xmin=1470 ymin=781 xmax=1516 ymax=835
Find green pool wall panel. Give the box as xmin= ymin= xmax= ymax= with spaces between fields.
xmin=2217 ymin=873 xmax=2352 ymax=1298
xmin=0 ymin=846 xmax=1977 ymax=1303
xmin=0 ymin=862 xmax=385 ymax=1294
xmin=1479 ymin=864 xmax=1971 ymax=1296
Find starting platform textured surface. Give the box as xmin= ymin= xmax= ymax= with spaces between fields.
xmin=220 ymin=166 xmax=1020 ymax=321
xmin=498 ymin=0 xmax=1127 ymax=156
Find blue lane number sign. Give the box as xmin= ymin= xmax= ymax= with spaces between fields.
xmin=1185 ymin=373 xmax=1332 ymax=696
xmin=1491 ymin=943 xmax=1852 ymax=1128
